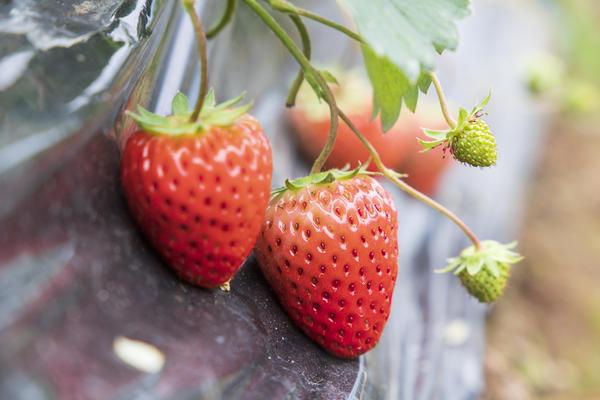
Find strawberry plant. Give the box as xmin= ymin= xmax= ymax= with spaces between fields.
xmin=122 ymin=0 xmax=523 ymax=358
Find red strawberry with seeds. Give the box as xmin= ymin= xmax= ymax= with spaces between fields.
xmin=255 ymin=169 xmax=399 ymax=358
xmin=121 ymin=91 xmax=272 ymax=288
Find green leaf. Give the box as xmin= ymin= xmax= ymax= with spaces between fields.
xmin=339 ymin=0 xmax=471 ymax=81
xmin=342 ymin=0 xmax=468 ymax=128
xmin=417 ymin=72 xmax=433 ymax=93
xmin=404 ymin=72 xmax=434 ymax=112
xmin=171 ymin=92 xmax=190 ymax=116
xmin=362 ymin=45 xmax=408 ymax=132
xmin=363 ymin=46 xmax=439 ymax=130
xmin=404 ymin=84 xmax=419 ymax=113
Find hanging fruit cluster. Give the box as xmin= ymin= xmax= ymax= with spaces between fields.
xmin=119 ymin=0 xmax=522 ymax=358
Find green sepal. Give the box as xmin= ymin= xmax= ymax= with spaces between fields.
xmin=417 ymin=128 xmax=449 ymax=152
xmin=455 ymin=107 xmax=470 ymax=128
xmin=437 ymin=240 xmax=522 ymax=303
xmin=203 ymin=100 xmax=253 ymax=126
xmin=436 ymin=241 xmax=523 ymax=277
xmin=203 ymin=89 xmax=217 ymax=108
xmin=422 ymin=128 xmax=448 ymax=140
xmin=126 ymin=106 xmax=202 ymax=135
xmin=419 ymin=92 xmax=494 ymax=156
xmin=127 ymin=90 xmax=252 ymax=136
xmin=137 ymin=107 xmax=166 ymax=125
xmin=271 ymin=164 xmax=369 ymax=199
xmin=471 ymin=91 xmax=491 ymax=115
xmin=172 ymin=91 xmax=190 ymax=116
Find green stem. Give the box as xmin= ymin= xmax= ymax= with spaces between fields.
xmin=206 ymin=0 xmax=237 ymax=39
xmin=338 ymin=110 xmax=481 ymax=250
xmin=183 ymin=0 xmax=209 ymax=122
xmin=269 ymin=0 xmax=362 ymax=43
xmin=244 ymin=0 xmax=481 ymax=250
xmin=243 ymin=0 xmax=338 ymax=175
xmin=286 ymin=15 xmax=311 ymax=107
xmin=429 ymin=72 xmax=456 ymax=128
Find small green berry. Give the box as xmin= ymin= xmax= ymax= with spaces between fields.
xmin=450 ymin=119 xmax=497 ymax=167
xmin=436 ymin=241 xmax=523 ymax=304
xmin=459 ymin=262 xmax=509 ymax=303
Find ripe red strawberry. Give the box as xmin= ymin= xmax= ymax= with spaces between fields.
xmin=255 ymin=169 xmax=399 ymax=358
xmin=121 ymin=92 xmax=272 ymax=288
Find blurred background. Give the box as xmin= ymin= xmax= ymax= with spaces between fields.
xmin=484 ymin=0 xmax=600 ymax=398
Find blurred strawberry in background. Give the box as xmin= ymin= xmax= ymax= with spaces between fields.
xmin=288 ymin=68 xmax=451 ymax=196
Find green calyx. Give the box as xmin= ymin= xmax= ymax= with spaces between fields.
xmin=437 ymin=240 xmax=524 ymax=303
xmin=126 ymin=90 xmax=252 ymax=136
xmin=418 ymin=92 xmax=497 ymax=167
xmin=271 ymin=164 xmax=374 ymax=198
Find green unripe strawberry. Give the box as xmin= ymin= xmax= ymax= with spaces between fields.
xmin=458 ymin=261 xmax=509 ymax=303
xmin=450 ymin=119 xmax=497 ymax=167
xmin=437 ymin=241 xmax=523 ymax=303
xmin=418 ymin=93 xmax=498 ymax=168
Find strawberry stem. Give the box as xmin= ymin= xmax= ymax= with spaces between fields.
xmin=244 ymin=0 xmax=482 ymax=251
xmin=268 ymin=0 xmax=363 ymax=43
xmin=244 ymin=0 xmax=338 ymax=175
xmin=206 ymin=0 xmax=237 ymax=39
xmin=429 ymin=72 xmax=456 ymax=128
xmin=319 ymin=102 xmax=482 ymax=249
xmin=183 ymin=0 xmax=209 ymax=122
xmin=285 ymin=15 xmax=311 ymax=107
xmin=337 ymin=110 xmax=481 ymax=250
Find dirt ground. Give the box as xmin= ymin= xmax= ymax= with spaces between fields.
xmin=484 ymin=117 xmax=600 ymax=399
